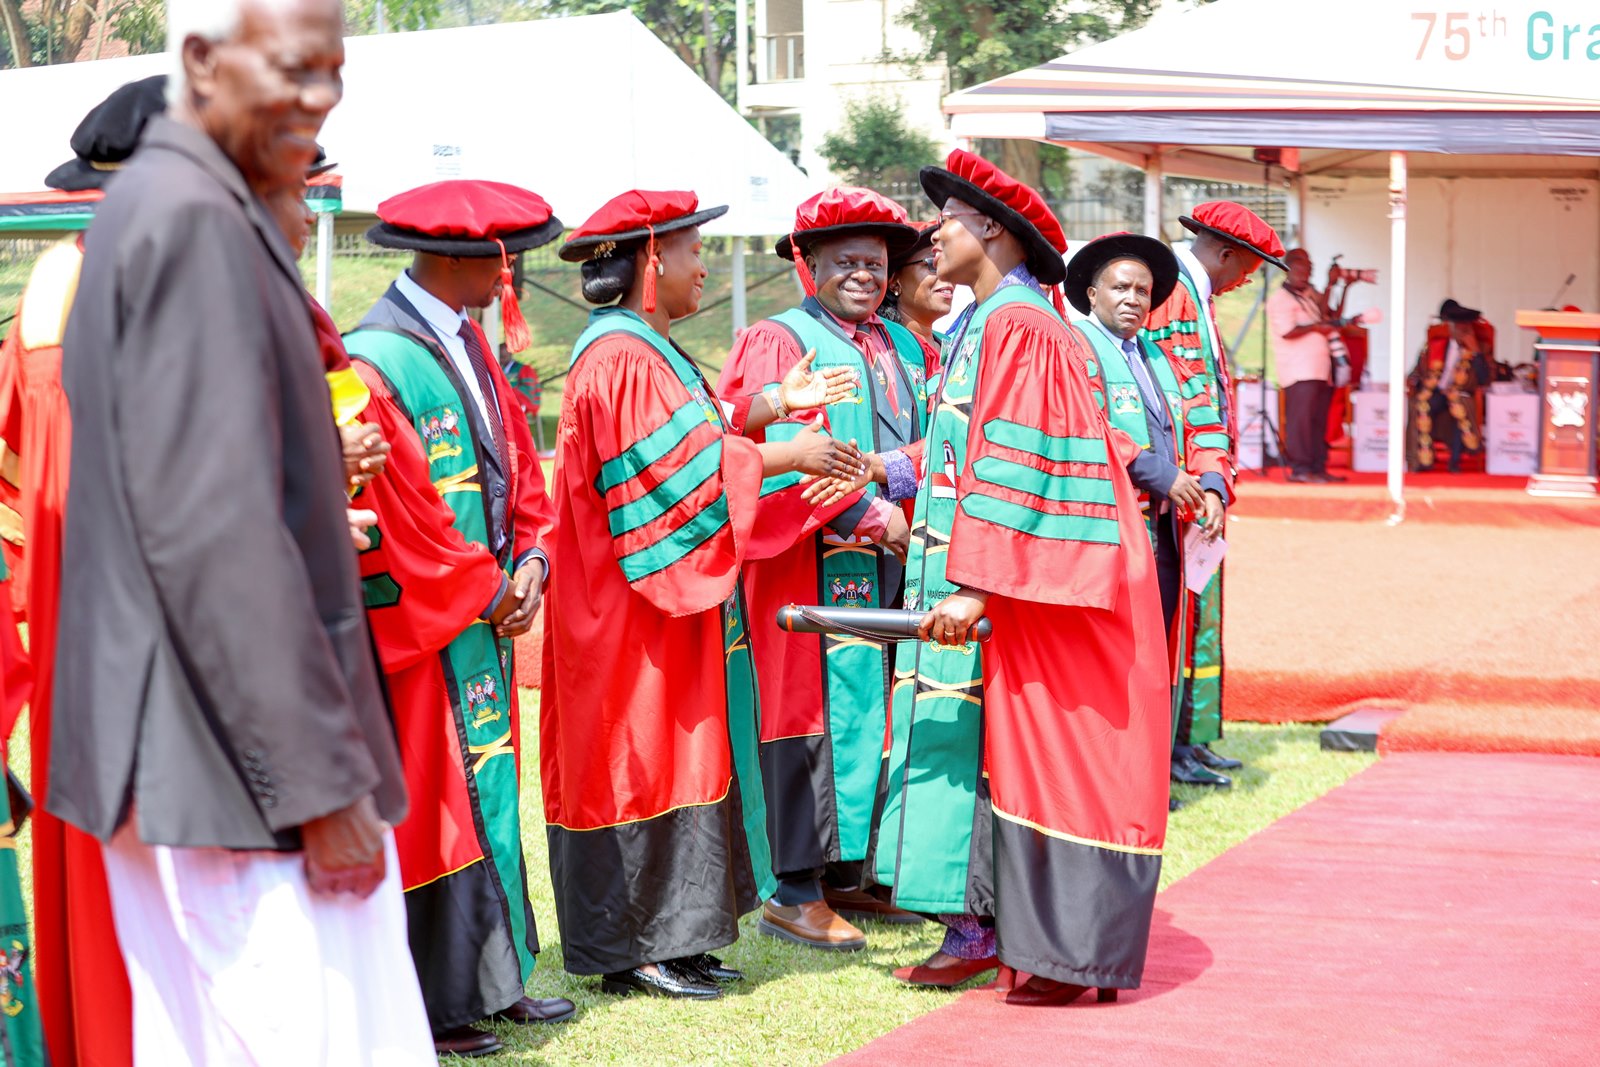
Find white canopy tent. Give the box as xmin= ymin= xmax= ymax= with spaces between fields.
xmin=0 ymin=13 xmax=817 ymax=330
xmin=943 ymin=0 xmax=1600 ymax=512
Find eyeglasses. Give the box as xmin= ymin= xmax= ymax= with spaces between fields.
xmin=937 ymin=210 xmax=986 ymax=225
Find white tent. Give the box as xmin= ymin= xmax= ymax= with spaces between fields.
xmin=0 ymin=13 xmax=817 ymax=327
xmin=942 ymin=0 xmax=1600 ymax=511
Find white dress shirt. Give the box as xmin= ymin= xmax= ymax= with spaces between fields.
xmin=393 ymin=270 xmax=496 ymax=432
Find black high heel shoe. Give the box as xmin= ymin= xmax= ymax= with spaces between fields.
xmin=601 ymin=961 xmax=722 ymax=999
xmin=676 ymin=953 xmax=744 ymax=984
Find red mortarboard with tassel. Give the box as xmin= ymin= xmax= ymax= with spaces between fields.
xmin=560 ymin=190 xmax=729 ymax=312
xmin=773 ymin=188 xmax=918 ymax=298
xmin=920 ymin=149 xmax=1072 ymax=314
xmin=366 ymin=179 xmax=565 ymax=352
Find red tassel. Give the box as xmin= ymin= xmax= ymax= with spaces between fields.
xmin=494 ymin=239 xmax=531 ymax=353
xmin=642 ymin=225 xmax=659 ymax=314
xmin=792 ymin=238 xmax=818 ymax=297
xmin=1049 ymin=284 xmax=1067 ymax=318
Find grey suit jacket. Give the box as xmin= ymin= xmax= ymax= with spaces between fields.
xmin=51 ymin=117 xmax=407 ymax=850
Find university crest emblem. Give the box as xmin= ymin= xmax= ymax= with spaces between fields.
xmin=464 ymin=672 xmax=504 ymax=728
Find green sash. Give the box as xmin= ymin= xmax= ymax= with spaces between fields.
xmin=761 ymin=307 xmax=928 ymax=862
xmin=873 ymin=284 xmax=1056 ymax=912
xmin=1078 ymin=323 xmax=1186 ymax=536
xmin=0 ymin=771 xmax=42 ymax=1066
xmin=569 ymin=308 xmax=774 ymax=898
xmin=1163 ymin=274 xmax=1227 ymax=744
xmin=342 ymin=326 xmax=535 ymax=976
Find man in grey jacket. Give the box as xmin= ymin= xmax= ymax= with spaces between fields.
xmin=52 ymin=1 xmax=433 ymax=1062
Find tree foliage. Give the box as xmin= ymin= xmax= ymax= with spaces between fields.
xmin=817 ymin=95 xmax=941 ymax=191
xmin=540 ymin=0 xmax=735 ymax=102
xmin=895 ymin=0 xmax=1176 ymax=194
xmin=0 ymin=0 xmax=168 ymax=67
xmin=344 ymin=0 xmax=544 ymax=34
xmin=899 ymin=0 xmax=1160 ymax=92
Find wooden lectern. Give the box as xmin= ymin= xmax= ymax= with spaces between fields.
xmin=1515 ymin=310 xmax=1600 ymax=497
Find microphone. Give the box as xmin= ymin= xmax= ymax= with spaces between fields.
xmin=1547 ymin=273 xmax=1577 ymax=309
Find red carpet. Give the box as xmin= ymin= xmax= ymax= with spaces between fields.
xmin=1222 ymin=513 xmax=1600 ymax=724
xmin=832 ymin=753 xmax=1600 ymax=1066
xmin=1230 ymin=466 xmax=1600 ymax=528
xmin=1380 ymin=702 xmax=1600 ymax=757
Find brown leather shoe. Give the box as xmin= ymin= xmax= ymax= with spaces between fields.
xmin=433 ymin=1024 xmax=503 ymax=1057
xmin=492 ymin=995 xmax=577 ymax=1024
xmin=823 ymin=886 xmax=924 ymax=925
xmin=758 ymin=899 xmax=866 ymax=951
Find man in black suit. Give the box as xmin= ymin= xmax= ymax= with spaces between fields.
xmin=52 ymin=1 xmax=433 ymax=1062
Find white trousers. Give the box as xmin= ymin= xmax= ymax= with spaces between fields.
xmin=102 ymin=823 xmax=438 ymax=1066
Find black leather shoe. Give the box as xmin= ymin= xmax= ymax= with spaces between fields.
xmin=1171 ymin=750 xmax=1231 ymax=787
xmin=601 ymin=962 xmax=721 ymax=999
xmin=1169 ymin=794 xmax=1183 ymax=812
xmin=433 ymin=1024 xmax=503 ymax=1058
xmin=492 ymin=995 xmax=577 ymax=1024
xmin=676 ymin=953 xmax=744 ymax=984
xmin=1318 ymin=472 xmax=1348 ymax=483
xmin=1192 ymin=744 xmax=1243 ymax=771
xmin=1286 ymin=472 xmax=1312 ymax=483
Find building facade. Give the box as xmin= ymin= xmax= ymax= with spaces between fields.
xmin=736 ymin=0 xmax=953 ymax=183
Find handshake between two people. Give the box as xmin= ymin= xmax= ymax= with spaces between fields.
xmin=761 ymin=352 xmax=910 ymax=563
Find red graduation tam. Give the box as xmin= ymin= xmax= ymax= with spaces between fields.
xmin=920 ymin=149 xmax=1068 ymax=287
xmin=559 ymin=189 xmax=727 ymax=263
xmin=559 ymin=189 xmax=728 ymax=313
xmin=774 ymin=187 xmax=918 ymax=262
xmin=366 ymin=180 xmax=564 ymax=257
xmin=1179 ymin=201 xmax=1287 ymax=272
xmin=366 ymin=180 xmax=564 ymax=354
xmin=1064 ymin=232 xmax=1179 ymax=316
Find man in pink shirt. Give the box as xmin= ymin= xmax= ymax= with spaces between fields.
xmin=1268 ymin=248 xmax=1347 ymax=483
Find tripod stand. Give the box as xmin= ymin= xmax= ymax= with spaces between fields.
xmin=1241 ymin=159 xmax=1288 ymax=476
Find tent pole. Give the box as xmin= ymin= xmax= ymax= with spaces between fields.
xmin=315 ymin=211 xmax=333 ymax=310
xmin=1143 ymin=153 xmax=1163 ymax=238
xmin=731 ymin=238 xmax=748 ymax=339
xmin=1386 ymin=151 xmax=1408 ymax=521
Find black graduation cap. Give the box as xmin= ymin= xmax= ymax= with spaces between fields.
xmin=45 ymin=75 xmax=167 ymax=192
xmin=1439 ymin=299 xmax=1481 ymax=323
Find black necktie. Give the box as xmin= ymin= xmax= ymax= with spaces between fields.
xmin=458 ymin=319 xmax=508 ymax=469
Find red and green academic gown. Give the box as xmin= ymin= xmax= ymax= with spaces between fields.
xmin=0 ymin=355 xmax=42 ymax=1066
xmin=341 ymin=304 xmax=554 ymax=1032
xmin=717 ymin=302 xmax=927 ymax=878
xmin=1142 ymin=264 xmax=1236 ymax=747
xmin=542 ymin=307 xmax=830 ymax=974
xmin=872 ymin=281 xmax=1170 ymax=989
xmin=1074 ymin=320 xmax=1196 ymax=706
xmin=0 ymin=235 xmax=132 ymax=1066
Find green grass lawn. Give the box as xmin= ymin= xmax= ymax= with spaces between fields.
xmin=3 ymin=683 xmax=1371 ymax=1065
xmin=488 ymin=712 xmax=1371 ymax=1065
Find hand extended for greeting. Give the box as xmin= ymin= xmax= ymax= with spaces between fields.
xmin=919 ymin=587 xmax=990 ymax=646
xmin=780 ymin=349 xmax=857 ymax=412
xmin=800 ymin=445 xmax=882 ymax=508
xmin=494 ymin=558 xmax=546 ymax=638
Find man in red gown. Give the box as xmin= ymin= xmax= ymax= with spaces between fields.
xmin=877 ymin=150 xmax=1171 ymax=1005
